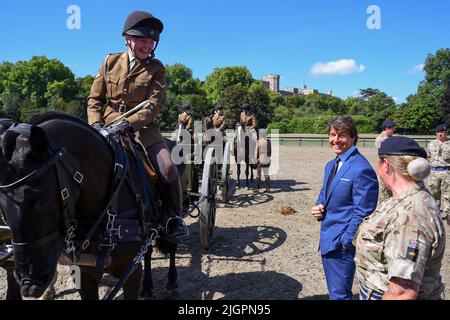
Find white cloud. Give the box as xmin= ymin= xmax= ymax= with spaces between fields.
xmin=406 ymin=64 xmax=424 ymax=74
xmin=310 ymin=59 xmax=366 ymax=76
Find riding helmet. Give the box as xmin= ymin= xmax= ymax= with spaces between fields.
xmin=122 ymin=11 xmax=164 ymax=41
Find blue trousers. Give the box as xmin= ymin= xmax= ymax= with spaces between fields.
xmin=321 ymin=248 xmax=356 ymax=300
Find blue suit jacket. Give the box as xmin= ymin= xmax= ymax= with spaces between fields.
xmin=316 ymin=148 xmax=378 ymax=255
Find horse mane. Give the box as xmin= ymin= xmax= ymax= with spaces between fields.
xmin=29 ymin=112 xmax=107 ymax=139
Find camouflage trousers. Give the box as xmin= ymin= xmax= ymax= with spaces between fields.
xmin=427 ymin=170 xmax=450 ymax=219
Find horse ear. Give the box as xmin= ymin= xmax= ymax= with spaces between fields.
xmin=30 ymin=126 xmax=48 ymax=157
xmin=2 ymin=131 xmax=18 ymax=161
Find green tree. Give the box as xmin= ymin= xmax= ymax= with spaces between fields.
xmin=394 ymin=93 xmax=441 ymax=134
xmin=203 ymin=66 xmax=254 ymax=104
xmin=247 ymin=82 xmax=273 ymax=129
xmin=219 ymin=84 xmax=248 ymax=128
xmin=166 ymin=63 xmax=193 ymax=95
xmin=419 ymin=48 xmax=450 ymax=121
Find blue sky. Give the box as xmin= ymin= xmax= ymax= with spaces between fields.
xmin=0 ymin=0 xmax=448 ymax=103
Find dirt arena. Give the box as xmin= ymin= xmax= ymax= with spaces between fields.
xmin=1 ymin=145 xmax=450 ymax=300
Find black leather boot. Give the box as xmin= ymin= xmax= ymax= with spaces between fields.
xmin=163 ymin=178 xmax=188 ymax=243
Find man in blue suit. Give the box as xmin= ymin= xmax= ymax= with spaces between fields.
xmin=311 ymin=116 xmax=378 ymax=300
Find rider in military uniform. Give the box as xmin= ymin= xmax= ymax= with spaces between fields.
xmin=427 ymin=124 xmax=450 ymax=221
xmin=239 ymin=103 xmax=257 ymax=130
xmin=212 ymin=104 xmax=226 ymax=136
xmin=355 ymin=137 xmax=446 ymax=300
xmin=177 ymin=104 xmax=194 ymax=136
xmin=87 ymin=10 xmax=186 ymax=241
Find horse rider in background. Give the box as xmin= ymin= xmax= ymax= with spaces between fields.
xmin=177 ymin=103 xmax=194 ymax=136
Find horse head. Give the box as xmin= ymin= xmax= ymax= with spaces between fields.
xmin=0 ymin=124 xmax=68 ymax=297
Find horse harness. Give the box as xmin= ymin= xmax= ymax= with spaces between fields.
xmin=0 ymin=122 xmax=160 ymax=299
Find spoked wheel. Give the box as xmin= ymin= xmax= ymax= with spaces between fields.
xmin=199 ymin=148 xmax=218 ymax=250
xmin=219 ymin=142 xmax=231 ymax=203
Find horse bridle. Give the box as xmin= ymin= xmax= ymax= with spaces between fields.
xmin=0 ymin=123 xmax=84 ymax=252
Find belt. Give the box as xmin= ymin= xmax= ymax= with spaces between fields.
xmin=359 ymin=283 xmax=383 ymax=300
xmin=431 ymin=167 xmax=449 ymax=171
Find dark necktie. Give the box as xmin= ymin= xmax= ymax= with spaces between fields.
xmin=326 ymin=156 xmax=341 ymax=197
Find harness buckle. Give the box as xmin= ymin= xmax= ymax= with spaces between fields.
xmin=61 ymin=188 xmax=70 ymax=200
xmin=114 ymin=163 xmax=124 ymax=173
xmin=119 ymin=104 xmax=127 ymax=114
xmin=73 ymin=172 xmax=84 ymax=184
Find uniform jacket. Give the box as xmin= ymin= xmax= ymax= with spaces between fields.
xmin=427 ymin=138 xmax=450 ymax=167
xmin=178 ymin=112 xmax=193 ymax=135
xmin=355 ymin=185 xmax=445 ymax=299
xmin=316 ymin=147 xmax=379 ymax=255
xmin=87 ymin=51 xmax=167 ymax=146
xmin=212 ymin=113 xmax=226 ymax=133
xmin=240 ymin=111 xmax=257 ymax=130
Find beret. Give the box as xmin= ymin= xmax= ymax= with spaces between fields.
xmin=436 ymin=124 xmax=447 ymax=132
xmin=241 ymin=103 xmax=251 ymax=110
xmin=378 ymin=136 xmax=427 ymax=158
xmin=382 ymin=119 xmax=396 ymax=128
xmin=214 ymin=104 xmax=223 ymax=111
xmin=182 ymin=104 xmax=192 ymax=111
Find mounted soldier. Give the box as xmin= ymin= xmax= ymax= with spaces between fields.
xmin=177 ymin=104 xmax=194 ymax=136
xmin=87 ymin=10 xmax=186 ymax=242
xmin=212 ymin=104 xmax=226 ymax=137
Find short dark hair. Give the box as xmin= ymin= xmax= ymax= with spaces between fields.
xmin=327 ymin=116 xmax=358 ymax=146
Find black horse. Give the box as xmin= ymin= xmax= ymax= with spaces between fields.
xmin=0 ymin=113 xmax=177 ymax=300
xmin=233 ymin=122 xmax=255 ymax=188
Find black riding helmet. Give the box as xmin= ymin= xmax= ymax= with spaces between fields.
xmin=122 ymin=11 xmax=164 ymax=41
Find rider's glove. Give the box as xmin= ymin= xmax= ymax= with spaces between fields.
xmin=91 ymin=122 xmax=105 ymax=131
xmin=111 ymin=121 xmax=134 ymax=135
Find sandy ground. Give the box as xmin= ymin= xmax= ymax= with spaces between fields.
xmin=1 ymin=145 xmax=449 ymax=300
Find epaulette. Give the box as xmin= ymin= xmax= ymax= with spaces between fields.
xmin=150 ymin=58 xmax=166 ymax=70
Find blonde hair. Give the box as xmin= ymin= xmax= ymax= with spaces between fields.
xmin=384 ymin=155 xmax=430 ymax=181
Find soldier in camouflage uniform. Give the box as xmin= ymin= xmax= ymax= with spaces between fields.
xmin=375 ymin=120 xmax=396 ymax=203
xmin=355 ymin=136 xmax=446 ymax=300
xmin=87 ymin=10 xmax=186 ymax=241
xmin=177 ymin=104 xmax=194 ymax=136
xmin=427 ymin=124 xmax=450 ymax=221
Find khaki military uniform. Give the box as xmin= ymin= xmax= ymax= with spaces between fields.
xmin=375 ymin=132 xmax=393 ymax=203
xmin=87 ymin=50 xmax=167 ymax=147
xmin=240 ymin=111 xmax=257 ymax=130
xmin=178 ymin=112 xmax=193 ymax=135
xmin=354 ymin=185 xmax=446 ymax=299
xmin=427 ymin=139 xmax=450 ymax=219
xmin=212 ymin=113 xmax=226 ymax=135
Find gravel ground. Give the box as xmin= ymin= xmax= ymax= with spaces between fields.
xmin=1 ymin=145 xmax=449 ymax=300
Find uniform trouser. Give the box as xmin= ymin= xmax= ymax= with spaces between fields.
xmin=146 ymin=141 xmax=182 ymax=219
xmin=428 ymin=170 xmax=450 ymax=219
xmin=321 ymin=247 xmax=356 ymax=300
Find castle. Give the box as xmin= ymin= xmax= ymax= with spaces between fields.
xmin=262 ymin=74 xmax=332 ymax=97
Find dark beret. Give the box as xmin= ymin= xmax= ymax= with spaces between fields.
xmin=378 ymin=136 xmax=427 ymax=158
xmin=382 ymin=120 xmax=396 ymax=129
xmin=241 ymin=103 xmax=251 ymax=110
xmin=215 ymin=104 xmax=223 ymax=111
xmin=182 ymin=104 xmax=192 ymax=111
xmin=436 ymin=124 xmax=447 ymax=132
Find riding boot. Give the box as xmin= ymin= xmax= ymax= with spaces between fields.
xmin=163 ymin=178 xmax=188 ymax=242
xmin=265 ymin=176 xmax=271 ymax=192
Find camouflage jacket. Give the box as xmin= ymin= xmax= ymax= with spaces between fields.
xmin=427 ymin=139 xmax=450 ymax=167
xmin=375 ymin=132 xmax=388 ymax=150
xmin=354 ymin=185 xmax=446 ymax=299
